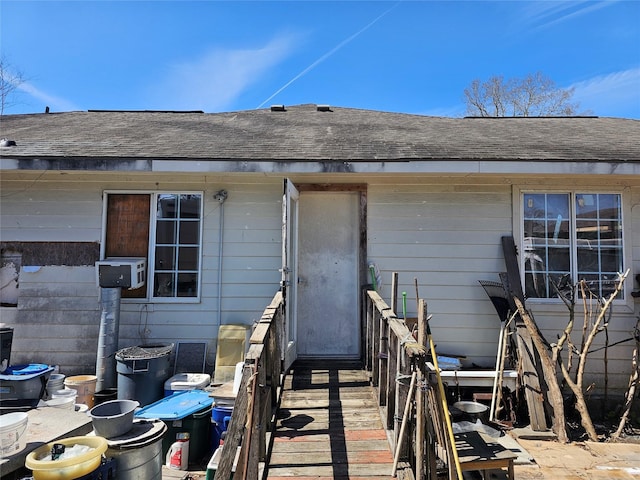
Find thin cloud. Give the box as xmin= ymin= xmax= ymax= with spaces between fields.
xmin=16 ymin=82 xmax=79 ymax=113
xmin=569 ymin=67 xmax=640 ymax=118
xmin=520 ymin=1 xmax=617 ymax=31
xmin=149 ymin=35 xmax=297 ymax=112
xmin=256 ymin=2 xmax=401 ymax=109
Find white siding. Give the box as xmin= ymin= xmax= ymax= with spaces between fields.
xmin=2 ymin=178 xmax=283 ymax=375
xmin=366 ymin=182 xmax=640 ymax=394
xmin=367 ymin=184 xmax=513 ymax=367
xmin=2 ymin=175 xmax=638 ymax=393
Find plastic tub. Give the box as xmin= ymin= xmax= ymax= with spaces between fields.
xmin=89 ymin=399 xmax=140 ymax=438
xmin=45 ymin=373 xmax=65 ymax=399
xmin=0 ymin=364 xmax=54 ymax=408
xmin=164 ymin=373 xmax=211 ymax=396
xmin=0 ymin=411 xmax=28 ymax=456
xmin=64 ymin=375 xmax=98 ymax=408
xmin=45 ymin=396 xmax=76 ymax=410
xmin=52 ymin=388 xmax=77 ymax=402
xmin=135 ymin=389 xmax=214 ymax=464
xmin=25 ymin=435 xmax=108 ymax=480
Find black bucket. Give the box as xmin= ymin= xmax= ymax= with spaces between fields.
xmin=1 ymin=327 xmax=14 ymax=368
xmin=94 ymin=388 xmax=118 ymax=405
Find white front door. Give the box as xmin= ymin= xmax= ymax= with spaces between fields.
xmin=282 ymin=179 xmax=299 ymax=371
xmin=296 ymin=191 xmax=360 ymax=358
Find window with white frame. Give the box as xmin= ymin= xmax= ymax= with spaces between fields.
xmin=153 ymin=193 xmax=202 ymax=298
xmin=522 ymin=192 xmax=624 ymax=300
xmin=104 ymin=192 xmax=203 ymax=301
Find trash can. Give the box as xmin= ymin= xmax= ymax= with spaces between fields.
xmin=0 ymin=327 xmax=13 ymax=368
xmin=212 ymin=405 xmax=233 ymax=450
xmin=116 ymin=344 xmax=173 ymax=407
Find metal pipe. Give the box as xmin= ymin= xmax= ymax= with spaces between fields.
xmin=214 ymin=190 xmax=228 ymax=326
xmin=96 ymin=287 xmax=121 ymax=391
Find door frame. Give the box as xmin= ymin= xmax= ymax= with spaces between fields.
xmin=292 ymin=183 xmax=368 ymax=361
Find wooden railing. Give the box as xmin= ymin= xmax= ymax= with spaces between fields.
xmin=215 ymin=283 xmax=465 ymax=480
xmin=364 ymin=275 xmax=462 ymax=480
xmin=214 ymin=291 xmax=284 ymax=480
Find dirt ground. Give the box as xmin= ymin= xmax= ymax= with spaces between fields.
xmin=513 ymin=436 xmax=640 ymax=480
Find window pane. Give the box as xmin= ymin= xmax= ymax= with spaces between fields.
xmin=177 ymin=247 xmax=199 ymax=270
xmin=177 ymin=273 xmax=198 ymax=297
xmin=178 ymin=220 xmax=200 ymax=244
xmin=156 ymin=219 xmax=176 ymax=244
xmin=155 ymin=246 xmax=175 ymax=270
xmin=154 ymin=272 xmax=175 ymax=297
xmin=157 ymin=194 xmax=178 ymax=219
xmin=180 ymin=195 xmax=201 ymax=218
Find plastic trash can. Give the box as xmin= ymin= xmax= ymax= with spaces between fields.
xmin=116 ymin=344 xmax=173 ymax=407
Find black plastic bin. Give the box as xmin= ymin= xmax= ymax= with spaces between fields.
xmin=1 ymin=327 xmax=14 ymax=367
xmin=116 ymin=344 xmax=173 ymax=407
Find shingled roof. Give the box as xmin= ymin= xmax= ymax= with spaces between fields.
xmin=1 ymin=104 xmax=639 ymax=162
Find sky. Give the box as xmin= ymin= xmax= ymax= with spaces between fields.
xmin=1 ymin=1 xmax=639 ymax=119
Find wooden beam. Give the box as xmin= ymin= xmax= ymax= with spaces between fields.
xmin=501 ymin=235 xmax=548 ymax=431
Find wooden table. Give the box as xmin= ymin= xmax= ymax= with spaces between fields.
xmin=455 ymin=430 xmax=517 ymax=479
xmin=429 ymin=368 xmax=519 ymax=390
xmin=0 ymin=406 xmax=93 ymax=477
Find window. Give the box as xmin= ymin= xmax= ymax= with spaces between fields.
xmin=153 ymin=194 xmax=202 ymax=298
xmin=522 ymin=192 xmax=624 ymax=300
xmin=104 ymin=192 xmax=203 ymax=301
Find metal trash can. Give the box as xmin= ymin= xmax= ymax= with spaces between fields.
xmin=116 ymin=344 xmax=173 ymax=407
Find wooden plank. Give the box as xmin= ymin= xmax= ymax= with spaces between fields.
xmin=501 ymin=235 xmax=548 ymax=432
xmin=268 ymin=362 xmax=395 ymax=479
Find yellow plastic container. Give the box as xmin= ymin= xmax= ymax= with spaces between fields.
xmin=25 ymin=436 xmax=108 ymax=480
xmin=64 ymin=375 xmax=97 ymax=408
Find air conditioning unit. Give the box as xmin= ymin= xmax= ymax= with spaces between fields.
xmin=96 ymin=257 xmax=146 ymax=289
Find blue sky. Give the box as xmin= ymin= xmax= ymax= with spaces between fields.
xmin=1 ymin=1 xmax=639 ymax=118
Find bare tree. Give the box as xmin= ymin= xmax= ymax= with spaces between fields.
xmin=0 ymin=57 xmax=26 ymax=115
xmin=464 ymin=72 xmax=582 ymax=117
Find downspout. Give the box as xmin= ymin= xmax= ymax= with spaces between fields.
xmin=213 ymin=190 xmax=228 ymax=326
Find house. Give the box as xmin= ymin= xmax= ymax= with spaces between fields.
xmin=1 ymin=105 xmax=639 ymax=396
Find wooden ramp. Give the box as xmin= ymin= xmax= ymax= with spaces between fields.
xmin=266 ymin=360 xmax=396 ymax=479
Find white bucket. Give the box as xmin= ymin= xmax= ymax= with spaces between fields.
xmin=46 ymin=373 xmax=66 ymax=399
xmin=46 ymin=396 xmax=76 ymax=410
xmin=52 ymin=388 xmax=77 ymax=404
xmin=0 ymin=412 xmax=29 ymax=456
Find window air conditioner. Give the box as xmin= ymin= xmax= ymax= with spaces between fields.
xmin=96 ymin=257 xmax=146 ymax=289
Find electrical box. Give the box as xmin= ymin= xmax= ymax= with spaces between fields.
xmin=96 ymin=257 xmax=146 ymax=289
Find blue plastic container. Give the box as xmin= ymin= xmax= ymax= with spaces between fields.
xmin=134 ymin=389 xmax=214 ymax=464
xmin=212 ymin=405 xmax=233 ymax=449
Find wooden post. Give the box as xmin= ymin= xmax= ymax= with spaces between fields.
xmin=416 ymin=299 xmax=427 ymax=480
xmin=214 ymin=364 xmax=251 ymax=480
xmin=502 ymin=235 xmax=549 ymax=431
